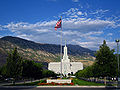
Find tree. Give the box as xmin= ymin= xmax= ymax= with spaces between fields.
xmin=6 ymin=47 xmax=23 ymax=82
xmin=22 ymin=60 xmax=43 ymax=79
xmin=95 ymin=40 xmax=117 ymax=77
xmin=42 ymin=70 xmax=57 ymax=78
xmin=75 ymin=65 xmax=94 ymax=78
xmin=22 ymin=60 xmax=34 ymax=79
xmin=1 ymin=65 xmax=7 ymax=78
xmin=32 ymin=62 xmax=43 ymax=79
xmin=0 ymin=66 xmax=1 ymax=75
xmin=23 ymin=60 xmax=56 ymax=79
xmin=75 ymin=40 xmax=117 ymax=79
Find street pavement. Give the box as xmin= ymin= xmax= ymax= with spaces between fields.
xmin=0 ymin=86 xmax=118 ymax=90
xmin=0 ymin=79 xmax=118 ymax=90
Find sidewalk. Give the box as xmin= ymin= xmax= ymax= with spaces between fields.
xmin=0 ymin=85 xmax=118 ymax=89
xmin=0 ymin=79 xmax=40 ymax=86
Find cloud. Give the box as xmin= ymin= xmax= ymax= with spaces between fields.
xmin=3 ymin=21 xmax=56 ymax=34
xmin=71 ymin=39 xmax=100 ymax=50
xmin=77 ymin=11 xmax=82 ymax=15
xmin=107 ymin=33 xmax=113 ymax=36
xmin=71 ymin=39 xmax=116 ymax=50
xmin=62 ymin=30 xmax=103 ymax=38
xmin=69 ymin=15 xmax=78 ymax=18
xmin=90 ymin=9 xmax=109 ymax=15
xmin=63 ymin=19 xmax=114 ymax=33
xmin=78 ymin=4 xmax=83 ymax=8
xmin=47 ymin=0 xmax=57 ymax=2
xmin=0 ymin=8 xmax=120 ymax=50
xmin=106 ymin=41 xmax=116 ymax=49
xmin=72 ymin=0 xmax=79 ymax=2
xmin=0 ymin=25 xmax=2 ymax=31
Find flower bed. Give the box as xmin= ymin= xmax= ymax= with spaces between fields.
xmin=38 ymin=82 xmax=74 ymax=86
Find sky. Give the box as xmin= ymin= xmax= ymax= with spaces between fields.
xmin=0 ymin=0 xmax=120 ymax=50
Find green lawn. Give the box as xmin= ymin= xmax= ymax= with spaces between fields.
xmin=72 ymin=78 xmax=105 ymax=86
xmin=6 ymin=78 xmax=105 ymax=86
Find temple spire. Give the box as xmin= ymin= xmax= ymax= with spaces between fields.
xmin=62 ymin=40 xmax=70 ymax=62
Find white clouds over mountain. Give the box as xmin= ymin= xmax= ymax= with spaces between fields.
xmin=0 ymin=8 xmax=120 ymax=50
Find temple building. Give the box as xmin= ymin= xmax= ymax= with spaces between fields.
xmin=48 ymin=43 xmax=83 ymax=76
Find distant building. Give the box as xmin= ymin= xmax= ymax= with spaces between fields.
xmin=48 ymin=43 xmax=83 ymax=76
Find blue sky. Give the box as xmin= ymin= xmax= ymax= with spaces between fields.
xmin=0 ymin=0 xmax=120 ymax=50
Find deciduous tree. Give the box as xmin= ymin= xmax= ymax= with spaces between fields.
xmin=6 ymin=47 xmax=23 ymax=83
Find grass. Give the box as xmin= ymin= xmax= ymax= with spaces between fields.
xmin=6 ymin=78 xmax=105 ymax=86
xmin=72 ymin=78 xmax=105 ymax=86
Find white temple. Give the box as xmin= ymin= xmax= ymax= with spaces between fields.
xmin=48 ymin=43 xmax=83 ymax=76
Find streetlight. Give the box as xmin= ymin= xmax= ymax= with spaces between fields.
xmin=115 ymin=39 xmax=120 ymax=87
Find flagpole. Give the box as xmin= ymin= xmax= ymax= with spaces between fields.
xmin=60 ymin=16 xmax=62 ymax=78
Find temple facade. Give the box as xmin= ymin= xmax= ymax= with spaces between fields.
xmin=48 ymin=44 xmax=83 ymax=76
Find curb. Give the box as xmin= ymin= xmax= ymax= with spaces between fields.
xmin=0 ymin=86 xmax=36 ymax=88
xmin=37 ymin=86 xmax=106 ymax=88
xmin=0 ymin=86 xmax=118 ymax=88
xmin=36 ymin=86 xmax=117 ymax=88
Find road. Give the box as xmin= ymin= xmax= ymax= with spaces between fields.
xmin=0 ymin=87 xmax=117 ymax=90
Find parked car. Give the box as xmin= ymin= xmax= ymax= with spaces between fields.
xmin=5 ymin=78 xmax=14 ymax=82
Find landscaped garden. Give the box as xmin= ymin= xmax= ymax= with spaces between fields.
xmin=72 ymin=78 xmax=104 ymax=86
xmin=6 ymin=78 xmax=105 ymax=86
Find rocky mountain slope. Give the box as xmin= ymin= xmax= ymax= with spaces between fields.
xmin=0 ymin=36 xmax=95 ymax=67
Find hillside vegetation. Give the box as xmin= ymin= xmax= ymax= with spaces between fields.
xmin=0 ymin=36 xmax=95 ymax=67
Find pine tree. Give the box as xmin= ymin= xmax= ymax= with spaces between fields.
xmin=95 ymin=40 xmax=117 ymax=77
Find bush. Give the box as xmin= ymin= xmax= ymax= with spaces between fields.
xmin=40 ymin=80 xmax=46 ymax=83
xmin=37 ymin=82 xmax=74 ymax=86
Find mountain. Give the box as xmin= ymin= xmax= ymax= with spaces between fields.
xmin=0 ymin=36 xmax=95 ymax=67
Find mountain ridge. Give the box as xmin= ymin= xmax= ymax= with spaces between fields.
xmin=0 ymin=36 xmax=95 ymax=67
xmin=1 ymin=36 xmax=95 ymax=56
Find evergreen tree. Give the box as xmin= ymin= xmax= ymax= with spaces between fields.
xmin=95 ymin=40 xmax=117 ymax=77
xmin=6 ymin=47 xmax=23 ymax=80
xmin=75 ymin=40 xmax=117 ymax=79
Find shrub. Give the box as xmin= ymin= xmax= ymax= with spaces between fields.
xmin=70 ymin=83 xmax=74 ymax=85
xmin=37 ymin=82 xmax=74 ymax=86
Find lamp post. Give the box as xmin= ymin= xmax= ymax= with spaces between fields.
xmin=115 ymin=39 xmax=120 ymax=87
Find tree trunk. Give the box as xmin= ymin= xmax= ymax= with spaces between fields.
xmin=104 ymin=77 xmax=106 ymax=85
xmin=24 ymin=78 xmax=26 ymax=84
xmin=95 ymin=78 xmax=96 ymax=82
xmin=13 ymin=79 xmax=15 ymax=85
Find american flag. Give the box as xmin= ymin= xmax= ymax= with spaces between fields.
xmin=54 ymin=18 xmax=62 ymax=30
